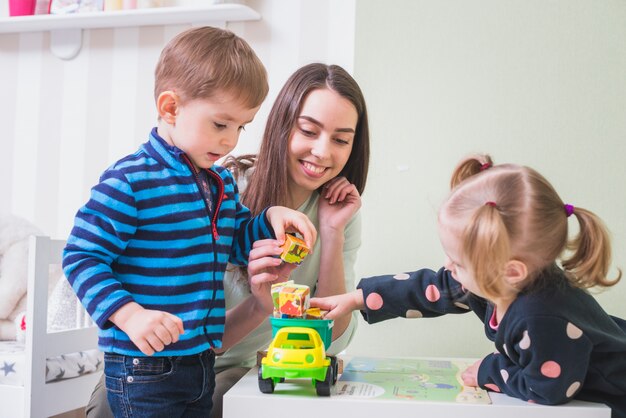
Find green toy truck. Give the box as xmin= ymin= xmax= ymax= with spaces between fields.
xmin=258 ymin=317 xmax=338 ymax=396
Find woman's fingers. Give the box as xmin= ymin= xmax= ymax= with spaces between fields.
xmin=324 ymin=177 xmax=360 ymax=204
xmin=249 ymin=240 xmax=282 ymax=262
xmin=248 ymin=256 xmax=282 ymax=276
xmin=249 ymin=272 xmax=280 ymax=287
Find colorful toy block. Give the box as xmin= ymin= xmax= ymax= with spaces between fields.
xmin=279 ymin=234 xmax=310 ymax=265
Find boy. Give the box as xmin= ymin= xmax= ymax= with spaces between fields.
xmin=63 ymin=26 xmax=315 ymax=417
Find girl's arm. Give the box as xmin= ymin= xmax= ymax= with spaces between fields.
xmin=477 ymin=316 xmax=592 ymax=405
xmin=313 ymin=267 xmax=471 ymax=322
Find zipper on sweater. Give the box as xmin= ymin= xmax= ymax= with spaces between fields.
xmin=181 ymin=155 xmax=223 ymax=241
xmin=204 ymin=169 xmax=225 ymax=241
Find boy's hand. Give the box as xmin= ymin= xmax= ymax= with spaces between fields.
xmin=266 ymin=206 xmax=316 ymax=249
xmin=110 ymin=302 xmax=184 ymax=356
xmin=310 ymin=289 xmax=364 ymax=320
xmin=461 ymin=359 xmax=482 ymax=387
xmin=247 ymin=239 xmax=298 ymax=315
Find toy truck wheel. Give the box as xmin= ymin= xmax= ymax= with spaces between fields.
xmin=258 ymin=367 xmax=275 ymax=394
xmin=329 ymin=356 xmax=338 ymax=384
xmin=315 ymin=367 xmax=332 ymax=396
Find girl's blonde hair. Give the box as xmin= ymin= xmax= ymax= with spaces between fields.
xmin=442 ymin=154 xmax=621 ymax=300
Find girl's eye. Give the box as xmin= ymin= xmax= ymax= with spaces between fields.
xmin=334 ymin=138 xmax=350 ymax=145
xmin=214 ymin=122 xmax=227 ymax=130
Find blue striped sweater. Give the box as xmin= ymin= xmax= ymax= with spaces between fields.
xmin=63 ymin=129 xmax=274 ymax=356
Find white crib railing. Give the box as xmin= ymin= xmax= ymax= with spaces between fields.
xmin=0 ymin=236 xmax=101 ymax=418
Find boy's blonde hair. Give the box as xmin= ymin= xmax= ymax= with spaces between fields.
xmin=154 ymin=26 xmax=268 ymax=108
xmin=441 ymin=154 xmax=621 ymax=300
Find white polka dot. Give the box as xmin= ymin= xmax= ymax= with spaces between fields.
xmin=394 ymin=273 xmax=410 ymax=280
xmin=566 ymin=323 xmax=583 ymax=339
xmin=566 ymin=381 xmax=581 ymax=398
xmin=500 ymin=369 xmax=509 ymax=383
xmin=406 ymin=310 xmax=423 ymax=318
xmin=519 ymin=330 xmax=531 ymax=350
xmin=454 ymin=302 xmax=470 ymax=310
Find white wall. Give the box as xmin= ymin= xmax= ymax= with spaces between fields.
xmin=0 ymin=0 xmax=356 ymax=238
xmin=348 ymin=0 xmax=626 ymax=359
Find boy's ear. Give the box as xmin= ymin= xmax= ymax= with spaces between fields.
xmin=157 ymin=91 xmax=179 ymax=124
xmin=504 ymin=260 xmax=528 ymax=287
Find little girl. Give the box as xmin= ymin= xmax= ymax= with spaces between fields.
xmin=312 ymin=155 xmax=626 ymax=417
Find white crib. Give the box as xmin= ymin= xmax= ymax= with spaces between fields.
xmin=0 ymin=236 xmax=101 ymax=418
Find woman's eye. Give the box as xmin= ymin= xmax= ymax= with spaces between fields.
xmin=334 ymin=138 xmax=350 ymax=145
xmin=299 ymin=127 xmax=316 ymax=136
xmin=214 ymin=122 xmax=227 ymax=130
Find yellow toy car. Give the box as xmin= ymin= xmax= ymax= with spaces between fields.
xmin=258 ymin=322 xmax=336 ymax=396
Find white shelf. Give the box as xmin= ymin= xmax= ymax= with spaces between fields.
xmin=0 ymin=4 xmax=260 ymax=33
xmin=0 ymin=4 xmax=261 ymax=59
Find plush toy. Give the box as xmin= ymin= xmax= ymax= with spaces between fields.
xmin=0 ymin=215 xmax=43 ymax=340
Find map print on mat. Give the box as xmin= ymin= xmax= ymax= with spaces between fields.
xmin=336 ymin=357 xmax=491 ymax=404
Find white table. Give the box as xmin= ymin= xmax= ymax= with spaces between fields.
xmin=223 ymin=358 xmax=611 ymax=418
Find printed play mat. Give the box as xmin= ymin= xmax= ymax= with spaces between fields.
xmin=335 ymin=356 xmax=491 ymax=404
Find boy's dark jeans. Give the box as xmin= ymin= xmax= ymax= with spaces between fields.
xmin=104 ymin=350 xmax=215 ymax=418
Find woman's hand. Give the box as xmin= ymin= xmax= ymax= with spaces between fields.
xmin=247 ymin=239 xmax=298 ymax=315
xmin=310 ymin=289 xmax=364 ymax=320
xmin=266 ymin=206 xmax=317 ymax=249
xmin=318 ymin=176 xmax=361 ymax=234
xmin=461 ymin=359 xmax=482 ymax=387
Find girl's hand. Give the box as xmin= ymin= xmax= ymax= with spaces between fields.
xmin=248 ymin=239 xmax=298 ymax=315
xmin=266 ymin=206 xmax=317 ymax=249
xmin=461 ymin=359 xmax=482 ymax=387
xmin=310 ymin=289 xmax=364 ymax=320
xmin=318 ymin=177 xmax=361 ymax=233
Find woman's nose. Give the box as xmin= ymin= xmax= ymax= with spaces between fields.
xmin=310 ymin=137 xmax=330 ymax=159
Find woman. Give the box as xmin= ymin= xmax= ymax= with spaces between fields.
xmin=86 ymin=63 xmax=370 ymax=418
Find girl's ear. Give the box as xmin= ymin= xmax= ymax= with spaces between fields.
xmin=504 ymin=260 xmax=528 ymax=287
xmin=157 ymin=91 xmax=179 ymax=124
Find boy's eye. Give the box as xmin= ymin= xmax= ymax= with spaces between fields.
xmin=214 ymin=122 xmax=227 ymax=130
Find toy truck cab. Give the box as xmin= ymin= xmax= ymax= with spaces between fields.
xmin=258 ymin=318 xmax=338 ymax=396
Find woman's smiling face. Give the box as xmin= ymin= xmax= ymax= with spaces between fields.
xmin=287 ymin=88 xmax=358 ymax=196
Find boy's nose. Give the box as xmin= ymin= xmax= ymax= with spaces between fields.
xmin=221 ymin=131 xmax=239 ymax=149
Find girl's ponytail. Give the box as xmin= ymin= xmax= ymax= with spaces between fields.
xmin=450 ymin=155 xmax=493 ymax=189
xmin=561 ymin=206 xmax=622 ymax=288
xmin=464 ymin=202 xmax=512 ymax=300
